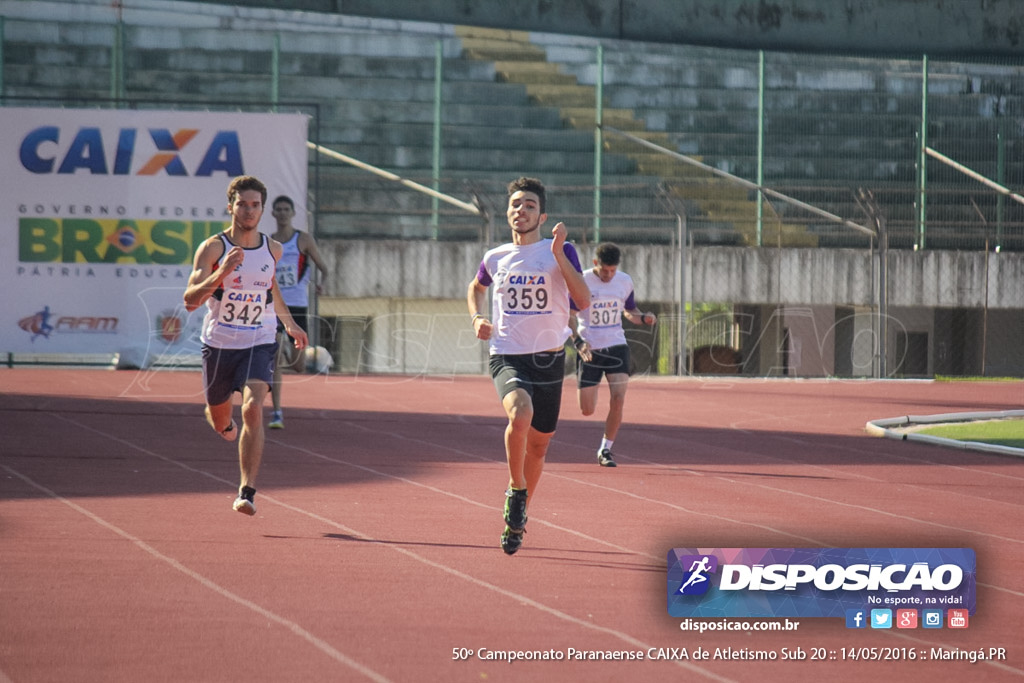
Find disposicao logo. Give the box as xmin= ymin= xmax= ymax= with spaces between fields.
xmin=667 ymin=548 xmax=975 ymax=619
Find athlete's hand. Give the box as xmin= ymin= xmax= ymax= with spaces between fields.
xmin=221 ymin=245 xmax=245 ymax=272
xmin=474 ymin=316 xmax=493 ymax=341
xmin=286 ymin=325 xmax=308 ymax=350
xmin=551 ymin=222 xmax=567 ymax=253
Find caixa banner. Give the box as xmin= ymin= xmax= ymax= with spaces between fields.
xmin=1 ymin=107 xmax=309 ymax=367
xmin=667 ymin=548 xmax=975 ymax=619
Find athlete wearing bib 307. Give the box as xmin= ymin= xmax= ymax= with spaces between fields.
xmin=468 ymin=176 xmax=590 ymax=556
xmin=569 ymin=242 xmax=657 ymax=468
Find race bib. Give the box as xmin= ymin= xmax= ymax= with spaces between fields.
xmin=276 ymin=262 xmax=299 ymax=288
xmin=503 ymin=272 xmax=551 ymax=316
xmin=216 ymin=289 xmax=267 ymax=329
xmin=589 ymin=300 xmax=622 ymax=327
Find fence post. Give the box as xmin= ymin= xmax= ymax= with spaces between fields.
xmin=271 ymin=32 xmax=280 ymax=112
xmin=917 ymin=54 xmax=929 ymax=250
xmin=431 ymin=39 xmax=443 ymax=239
xmin=756 ymin=50 xmax=765 ymax=247
xmin=593 ymin=44 xmax=604 ymax=243
xmin=0 ymin=16 xmax=5 ymax=104
xmin=996 ymin=124 xmax=1005 ymax=250
xmin=110 ymin=17 xmax=125 ymax=101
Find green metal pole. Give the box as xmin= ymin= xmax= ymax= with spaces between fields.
xmin=271 ymin=32 xmax=280 ymax=112
xmin=996 ymin=125 xmax=1005 ymax=250
xmin=431 ymin=39 xmax=442 ymax=239
xmin=0 ymin=17 xmax=5 ymax=104
xmin=756 ymin=50 xmax=765 ymax=247
xmin=593 ymin=44 xmax=603 ymax=244
xmin=110 ymin=19 xmax=125 ymax=101
xmin=917 ymin=54 xmax=928 ymax=250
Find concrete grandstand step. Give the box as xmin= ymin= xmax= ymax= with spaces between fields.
xmin=494 ymin=61 xmax=577 ymax=85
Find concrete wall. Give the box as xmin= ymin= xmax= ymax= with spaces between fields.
xmin=319 ymin=240 xmax=1024 ymax=310
xmin=312 ymin=240 xmax=1024 ymax=377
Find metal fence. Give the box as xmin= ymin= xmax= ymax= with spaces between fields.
xmin=4 ymin=2 xmax=1024 ymax=377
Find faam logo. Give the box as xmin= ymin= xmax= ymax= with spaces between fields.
xmin=17 ymin=305 xmax=118 ymax=340
xmin=19 ymin=126 xmax=244 ymax=176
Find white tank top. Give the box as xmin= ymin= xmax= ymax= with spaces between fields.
xmin=200 ymin=233 xmax=279 ymax=349
xmin=274 ymin=231 xmax=311 ymax=308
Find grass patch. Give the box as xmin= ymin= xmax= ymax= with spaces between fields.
xmin=933 ymin=375 xmax=1020 ymax=382
xmin=917 ymin=419 xmax=1024 ymax=449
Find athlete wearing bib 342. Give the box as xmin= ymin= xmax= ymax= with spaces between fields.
xmin=468 ymin=177 xmax=590 ymax=555
xmin=569 ymin=242 xmax=656 ymax=468
xmin=184 ymin=175 xmax=307 ymax=517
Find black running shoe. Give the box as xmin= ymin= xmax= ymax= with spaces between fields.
xmin=233 ymin=485 xmax=257 ymax=515
xmin=503 ymin=487 xmax=528 ymax=530
xmin=500 ymin=526 xmax=524 ymax=555
xmin=597 ymin=449 xmax=617 ymax=467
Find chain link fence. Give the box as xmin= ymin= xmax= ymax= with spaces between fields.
xmin=4 ymin=2 xmax=1024 ymax=377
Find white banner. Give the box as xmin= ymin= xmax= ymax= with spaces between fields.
xmin=1 ymin=108 xmax=308 ymax=367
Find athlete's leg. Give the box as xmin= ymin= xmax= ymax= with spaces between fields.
xmin=602 ymin=373 xmax=630 ymax=442
xmin=578 ymin=384 xmax=600 ymax=416
xmin=502 ymin=387 xmax=534 ymax=491
xmin=205 ymin=399 xmax=234 ymax=435
xmin=238 ymin=379 xmax=268 ymax=489
xmin=523 ymin=427 xmax=554 ymax=508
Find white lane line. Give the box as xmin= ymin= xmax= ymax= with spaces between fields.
xmin=0 ymin=462 xmax=392 ymax=683
xmin=46 ymin=415 xmax=734 ymax=682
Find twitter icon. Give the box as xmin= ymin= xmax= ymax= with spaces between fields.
xmin=870 ymin=609 xmax=892 ymax=629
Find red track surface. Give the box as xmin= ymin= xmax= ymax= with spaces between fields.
xmin=1 ymin=369 xmax=1022 ymax=682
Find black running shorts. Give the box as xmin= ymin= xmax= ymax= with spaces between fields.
xmin=489 ymin=350 xmax=566 ymax=434
xmin=202 ymin=342 xmax=278 ymax=405
xmin=576 ymin=343 xmax=631 ymax=389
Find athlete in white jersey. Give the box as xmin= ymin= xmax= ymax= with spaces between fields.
xmin=268 ymin=194 xmax=328 ymax=429
xmin=569 ymin=243 xmax=657 ymax=468
xmin=468 ymin=177 xmax=590 ymax=555
xmin=185 ymin=176 xmax=307 ymax=516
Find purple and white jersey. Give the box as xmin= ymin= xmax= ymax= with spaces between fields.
xmin=574 ymin=269 xmax=636 ymax=351
xmin=476 ymin=239 xmax=582 ymax=355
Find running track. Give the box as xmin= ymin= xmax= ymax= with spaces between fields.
xmin=1 ymin=369 xmax=1022 ymax=682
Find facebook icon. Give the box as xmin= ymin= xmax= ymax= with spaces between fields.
xmin=845 ymin=609 xmax=867 ymax=629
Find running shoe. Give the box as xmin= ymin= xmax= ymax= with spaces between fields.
xmin=268 ymin=410 xmax=284 ymax=430
xmin=233 ymin=486 xmax=257 ymax=516
xmin=597 ymin=449 xmax=617 ymax=467
xmin=501 ymin=487 xmax=528 ymax=554
xmin=503 ymin=487 xmax=528 ymax=530
xmin=500 ymin=526 xmax=524 ymax=555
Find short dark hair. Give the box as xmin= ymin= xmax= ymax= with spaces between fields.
xmin=507 ymin=176 xmax=546 ymax=214
xmin=227 ymin=175 xmax=267 ymax=208
xmin=595 ymin=242 xmax=621 ymax=266
xmin=272 ymin=195 xmax=294 ymax=210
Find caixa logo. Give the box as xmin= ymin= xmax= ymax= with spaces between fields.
xmin=19 ymin=126 xmax=244 ymax=176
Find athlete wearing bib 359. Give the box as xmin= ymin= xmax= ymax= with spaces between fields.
xmin=468 ymin=176 xmax=590 ymax=556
